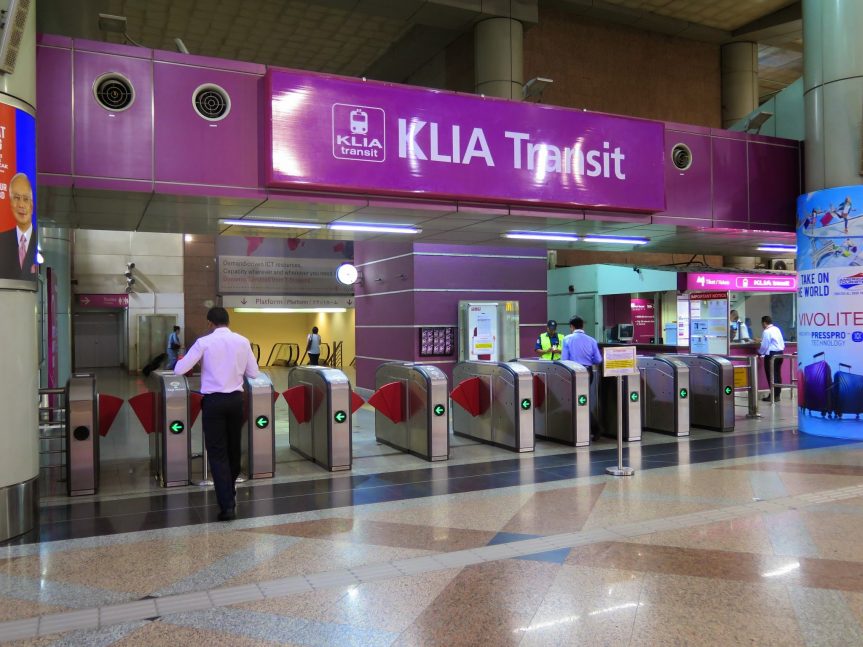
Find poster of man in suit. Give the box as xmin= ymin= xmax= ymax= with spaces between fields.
xmin=0 ymin=104 xmax=37 ymax=282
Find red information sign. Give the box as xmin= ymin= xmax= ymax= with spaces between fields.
xmin=630 ymin=298 xmax=655 ymax=343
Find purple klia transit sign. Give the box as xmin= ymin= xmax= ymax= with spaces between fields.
xmin=266 ymin=69 xmax=666 ymax=212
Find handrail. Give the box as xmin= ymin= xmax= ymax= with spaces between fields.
xmin=726 ymin=354 xmax=761 ymax=418
xmin=767 ymin=352 xmax=798 ymax=404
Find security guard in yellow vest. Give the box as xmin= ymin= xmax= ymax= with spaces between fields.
xmin=535 ymin=320 xmax=564 ymax=360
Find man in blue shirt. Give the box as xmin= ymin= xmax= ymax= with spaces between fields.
xmin=167 ymin=326 xmax=181 ymax=370
xmin=562 ymin=316 xmax=602 ymax=366
xmin=562 ymin=316 xmax=604 ymax=441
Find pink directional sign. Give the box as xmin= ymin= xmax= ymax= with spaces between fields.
xmin=266 ymin=69 xmax=666 ymax=212
xmin=77 ymin=293 xmax=129 ymax=308
xmin=684 ymin=273 xmax=797 ymax=292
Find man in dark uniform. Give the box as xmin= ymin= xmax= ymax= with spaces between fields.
xmin=535 ymin=319 xmax=564 ymax=360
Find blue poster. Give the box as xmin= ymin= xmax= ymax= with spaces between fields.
xmin=797 ymin=185 xmax=863 ymax=439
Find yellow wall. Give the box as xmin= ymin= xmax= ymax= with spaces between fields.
xmin=228 ymin=309 xmax=355 ymax=366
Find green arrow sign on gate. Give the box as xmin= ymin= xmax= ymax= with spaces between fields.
xmin=679 ymin=388 xmax=688 ymax=399
xmin=169 ymin=420 xmax=185 ymax=434
xmin=520 ymin=398 xmax=531 ymax=410
xmin=255 ymin=415 xmax=269 ymax=429
xmin=334 ymin=410 xmax=347 ymax=423
xmin=577 ymin=394 xmax=588 ymax=406
xmin=629 ymin=391 xmax=639 ymax=403
xmin=724 ymin=386 xmax=733 ymax=395
xmin=433 ymin=404 xmax=446 ymax=417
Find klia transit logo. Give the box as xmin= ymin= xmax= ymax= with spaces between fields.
xmin=332 ymin=103 xmax=386 ymax=162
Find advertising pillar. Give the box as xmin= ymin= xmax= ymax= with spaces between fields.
xmin=0 ymin=0 xmax=38 ymax=542
xmin=796 ymin=187 xmax=863 ymax=438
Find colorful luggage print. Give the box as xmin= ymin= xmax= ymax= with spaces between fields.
xmin=803 ymin=353 xmax=833 ymax=417
xmin=833 ymin=363 xmax=863 ymax=419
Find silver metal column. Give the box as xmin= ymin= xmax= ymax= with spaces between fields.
xmin=65 ymin=374 xmax=98 ymax=496
xmin=638 ymin=355 xmax=691 ymax=437
xmin=514 ymin=359 xmax=591 ymax=446
xmin=373 ymin=362 xmax=449 ymax=461
xmin=287 ymin=366 xmax=352 ymax=472
xmin=149 ymin=370 xmax=191 ymax=487
xmin=452 ymin=361 xmax=534 ymax=452
xmin=674 ymin=355 xmax=736 ymax=432
xmin=243 ymin=373 xmax=275 ymax=479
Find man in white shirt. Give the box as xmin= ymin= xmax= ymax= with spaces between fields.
xmin=758 ymin=315 xmax=786 ymax=402
xmin=174 ymin=307 xmax=259 ymax=521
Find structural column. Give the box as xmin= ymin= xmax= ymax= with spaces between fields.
xmin=0 ymin=0 xmax=38 ymax=542
xmin=796 ymin=0 xmax=863 ymax=439
xmin=474 ymin=17 xmax=523 ymax=100
xmin=40 ymin=227 xmax=73 ymax=388
xmin=720 ymin=42 xmax=759 ymax=128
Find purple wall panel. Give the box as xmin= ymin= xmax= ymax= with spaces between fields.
xmin=73 ymin=51 xmax=153 ymax=181
xmin=154 ymin=62 xmax=261 ymax=188
xmin=711 ymin=136 xmax=749 ymax=225
xmin=413 ymin=254 xmax=547 ymax=291
xmin=748 ymin=142 xmax=800 ymax=230
xmin=36 ymin=45 xmax=72 ymax=175
xmin=354 ymin=293 xmax=415 ymax=326
xmin=660 ymin=130 xmax=712 ymax=223
xmin=355 ymin=357 xmax=379 ymax=390
xmin=413 ymin=291 xmax=546 ymax=327
xmin=354 ymin=326 xmax=415 ymax=360
xmin=354 ymin=255 xmax=415 ymax=296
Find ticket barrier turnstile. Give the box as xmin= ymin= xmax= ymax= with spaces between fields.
xmin=149 ymin=370 xmax=192 ymax=487
xmin=285 ymin=366 xmax=353 ymax=471
xmin=372 ymin=362 xmax=449 ymax=461
xmin=513 ymin=359 xmax=591 ymax=447
xmin=600 ymin=373 xmax=642 ymax=442
xmin=638 ymin=354 xmax=691 ymax=437
xmin=242 ymin=373 xmax=276 ymax=479
xmin=673 ymin=354 xmax=735 ymax=432
xmin=66 ymin=373 xmax=98 ymax=496
xmin=451 ymin=361 xmax=534 ymax=452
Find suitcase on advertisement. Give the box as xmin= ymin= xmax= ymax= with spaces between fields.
xmin=803 ymin=353 xmax=833 ymax=417
xmin=833 ymin=363 xmax=863 ymax=419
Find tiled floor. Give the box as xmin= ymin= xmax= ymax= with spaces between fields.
xmin=8 ymin=387 xmax=863 ymax=645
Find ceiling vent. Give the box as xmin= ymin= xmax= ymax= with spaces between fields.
xmin=193 ymin=84 xmax=231 ymax=121
xmin=671 ymin=143 xmax=692 ymax=171
xmin=0 ymin=0 xmax=30 ymax=74
xmin=93 ymin=73 xmax=135 ymax=111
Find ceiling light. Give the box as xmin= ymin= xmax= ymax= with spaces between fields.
xmin=221 ymin=219 xmax=322 ymax=229
xmin=523 ymin=77 xmax=554 ymax=101
xmin=757 ymin=244 xmax=796 ymax=253
xmin=582 ymin=235 xmax=649 ymax=245
xmin=328 ymin=223 xmax=421 ymax=234
xmin=503 ymin=231 xmax=580 ymax=242
xmin=233 ymin=307 xmax=347 ymax=314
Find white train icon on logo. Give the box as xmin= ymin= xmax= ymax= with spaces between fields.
xmin=349 ymin=109 xmax=368 ymax=134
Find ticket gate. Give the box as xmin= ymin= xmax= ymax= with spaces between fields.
xmin=674 ymin=354 xmax=735 ymax=432
xmin=66 ymin=373 xmax=98 ymax=496
xmin=638 ymin=354 xmax=691 ymax=436
xmin=513 ymin=359 xmax=591 ymax=446
xmin=451 ymin=361 xmax=534 ymax=452
xmin=284 ymin=366 xmax=354 ymax=471
xmin=242 ymin=373 xmax=276 ymax=479
xmin=149 ymin=370 xmax=192 ymax=487
xmin=371 ymin=362 xmax=449 ymax=461
xmin=600 ymin=373 xmax=642 ymax=442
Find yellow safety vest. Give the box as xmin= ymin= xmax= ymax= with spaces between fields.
xmin=538 ymin=332 xmax=564 ymax=360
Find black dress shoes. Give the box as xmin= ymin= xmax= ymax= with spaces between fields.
xmin=217 ymin=507 xmax=236 ymax=522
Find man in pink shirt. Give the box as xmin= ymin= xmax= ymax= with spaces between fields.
xmin=174 ymin=307 xmax=259 ymax=521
